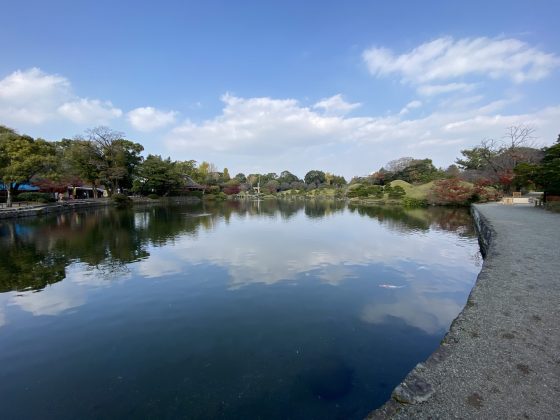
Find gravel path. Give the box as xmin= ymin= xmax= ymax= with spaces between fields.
xmin=367 ymin=203 xmax=560 ymax=419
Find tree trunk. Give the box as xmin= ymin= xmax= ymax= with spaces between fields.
xmin=6 ymin=187 xmax=13 ymax=208
xmin=93 ymin=180 xmax=98 ymax=199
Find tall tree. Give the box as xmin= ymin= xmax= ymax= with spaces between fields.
xmin=65 ymin=139 xmax=103 ymax=197
xmin=455 ymin=125 xmax=543 ymax=191
xmin=0 ymin=126 xmax=56 ymax=207
xmin=133 ymin=155 xmax=182 ymax=196
xmin=79 ymin=126 xmax=144 ymax=195
xmin=538 ymin=136 xmax=560 ymax=196
xmin=278 ymin=170 xmax=300 ymax=184
xmin=222 ymin=167 xmax=230 ymax=181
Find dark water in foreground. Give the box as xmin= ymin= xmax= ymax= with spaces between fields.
xmin=0 ymin=201 xmax=480 ymax=419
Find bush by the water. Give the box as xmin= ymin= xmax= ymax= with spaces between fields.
xmin=203 ymin=192 xmax=227 ymax=201
xmin=15 ymin=192 xmax=55 ymax=203
xmin=111 ymin=193 xmax=132 ymax=206
xmin=347 ymin=184 xmax=384 ymax=198
xmin=430 ymin=178 xmax=501 ymax=206
xmin=402 ymin=197 xmax=427 ymax=207
xmin=147 ymin=193 xmax=160 ymax=200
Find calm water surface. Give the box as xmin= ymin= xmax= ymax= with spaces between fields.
xmin=0 ymin=200 xmax=480 ymax=419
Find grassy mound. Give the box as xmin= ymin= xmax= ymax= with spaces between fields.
xmin=389 ymin=180 xmax=434 ymax=200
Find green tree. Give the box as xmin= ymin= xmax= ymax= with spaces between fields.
xmin=77 ymin=127 xmax=144 ymax=195
xmin=400 ymin=159 xmax=441 ymax=183
xmin=65 ymin=139 xmax=103 ymax=197
xmin=304 ymin=170 xmax=326 ymax=187
xmin=134 ymin=155 xmax=182 ymax=196
xmin=455 ymin=147 xmax=490 ymax=170
xmin=528 ymin=136 xmax=560 ymax=198
xmin=0 ymin=126 xmax=56 ymax=207
xmin=197 ymin=161 xmax=210 ymax=184
xmin=234 ymin=172 xmax=247 ymax=183
xmin=278 ymin=170 xmax=300 ymax=184
xmin=175 ymin=160 xmax=198 ymax=185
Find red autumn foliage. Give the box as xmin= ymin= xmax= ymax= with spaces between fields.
xmin=223 ymin=185 xmax=241 ymax=195
xmin=430 ymin=178 xmax=474 ymax=205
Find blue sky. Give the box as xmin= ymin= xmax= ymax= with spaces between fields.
xmin=1 ymin=0 xmax=559 ymax=178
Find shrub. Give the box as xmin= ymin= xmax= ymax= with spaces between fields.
xmin=388 ymin=185 xmax=406 ymax=199
xmin=368 ymin=185 xmax=384 ymax=198
xmin=147 ymin=193 xmax=159 ymax=200
xmin=402 ymin=197 xmax=428 ymax=208
xmin=223 ymin=185 xmax=241 ymax=195
xmin=111 ymin=193 xmax=132 ymax=206
xmin=15 ymin=192 xmax=55 ymax=203
xmin=347 ymin=184 xmax=384 ymax=198
xmin=472 ymin=185 xmax=502 ymax=203
xmin=430 ymin=178 xmax=473 ymax=205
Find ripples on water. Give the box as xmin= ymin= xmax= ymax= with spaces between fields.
xmin=0 ymin=200 xmax=480 ymax=419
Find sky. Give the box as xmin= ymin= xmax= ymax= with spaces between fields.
xmin=1 ymin=0 xmax=559 ymax=178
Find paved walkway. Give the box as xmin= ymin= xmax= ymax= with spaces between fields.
xmin=368 ymin=203 xmax=560 ymax=419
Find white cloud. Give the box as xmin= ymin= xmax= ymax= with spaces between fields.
xmin=167 ymin=93 xmax=353 ymax=154
xmin=0 ymin=68 xmax=122 ymax=126
xmin=0 ymin=68 xmax=71 ymax=124
xmin=363 ymin=36 xmax=560 ymax=87
xmin=12 ymin=286 xmax=85 ymax=316
xmin=58 ymin=98 xmax=122 ymax=124
xmin=127 ymin=106 xmax=178 ymax=131
xmin=313 ymin=94 xmax=361 ymax=115
xmin=165 ymin=92 xmax=560 ymax=176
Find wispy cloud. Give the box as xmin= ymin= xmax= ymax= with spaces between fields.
xmin=313 ymin=94 xmax=361 ymax=115
xmin=363 ymin=36 xmax=560 ymax=90
xmin=399 ymin=100 xmax=422 ymax=115
xmin=417 ymin=82 xmax=476 ymax=96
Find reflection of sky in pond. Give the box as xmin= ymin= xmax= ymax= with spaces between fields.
xmin=0 ymin=202 xmax=480 ymax=419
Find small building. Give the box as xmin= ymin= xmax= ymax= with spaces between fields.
xmin=67 ymin=185 xmax=106 ymax=199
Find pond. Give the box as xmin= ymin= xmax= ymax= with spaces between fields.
xmin=0 ymin=200 xmax=481 ymax=419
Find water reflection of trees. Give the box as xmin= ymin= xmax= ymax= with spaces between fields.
xmin=348 ymin=204 xmax=475 ymax=236
xmin=0 ymin=201 xmax=476 ymax=292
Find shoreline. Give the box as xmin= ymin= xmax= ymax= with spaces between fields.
xmin=0 ymin=199 xmax=112 ymax=220
xmin=0 ymin=196 xmax=204 ymax=221
xmin=366 ymin=203 xmax=560 ymax=419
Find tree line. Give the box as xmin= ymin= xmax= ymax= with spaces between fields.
xmin=0 ymin=125 xmax=349 ymax=207
xmin=1 ymin=123 xmax=558 ymax=207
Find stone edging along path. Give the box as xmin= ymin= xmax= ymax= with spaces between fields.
xmin=0 ymin=199 xmax=111 ymax=220
xmin=367 ymin=203 xmax=560 ymax=419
